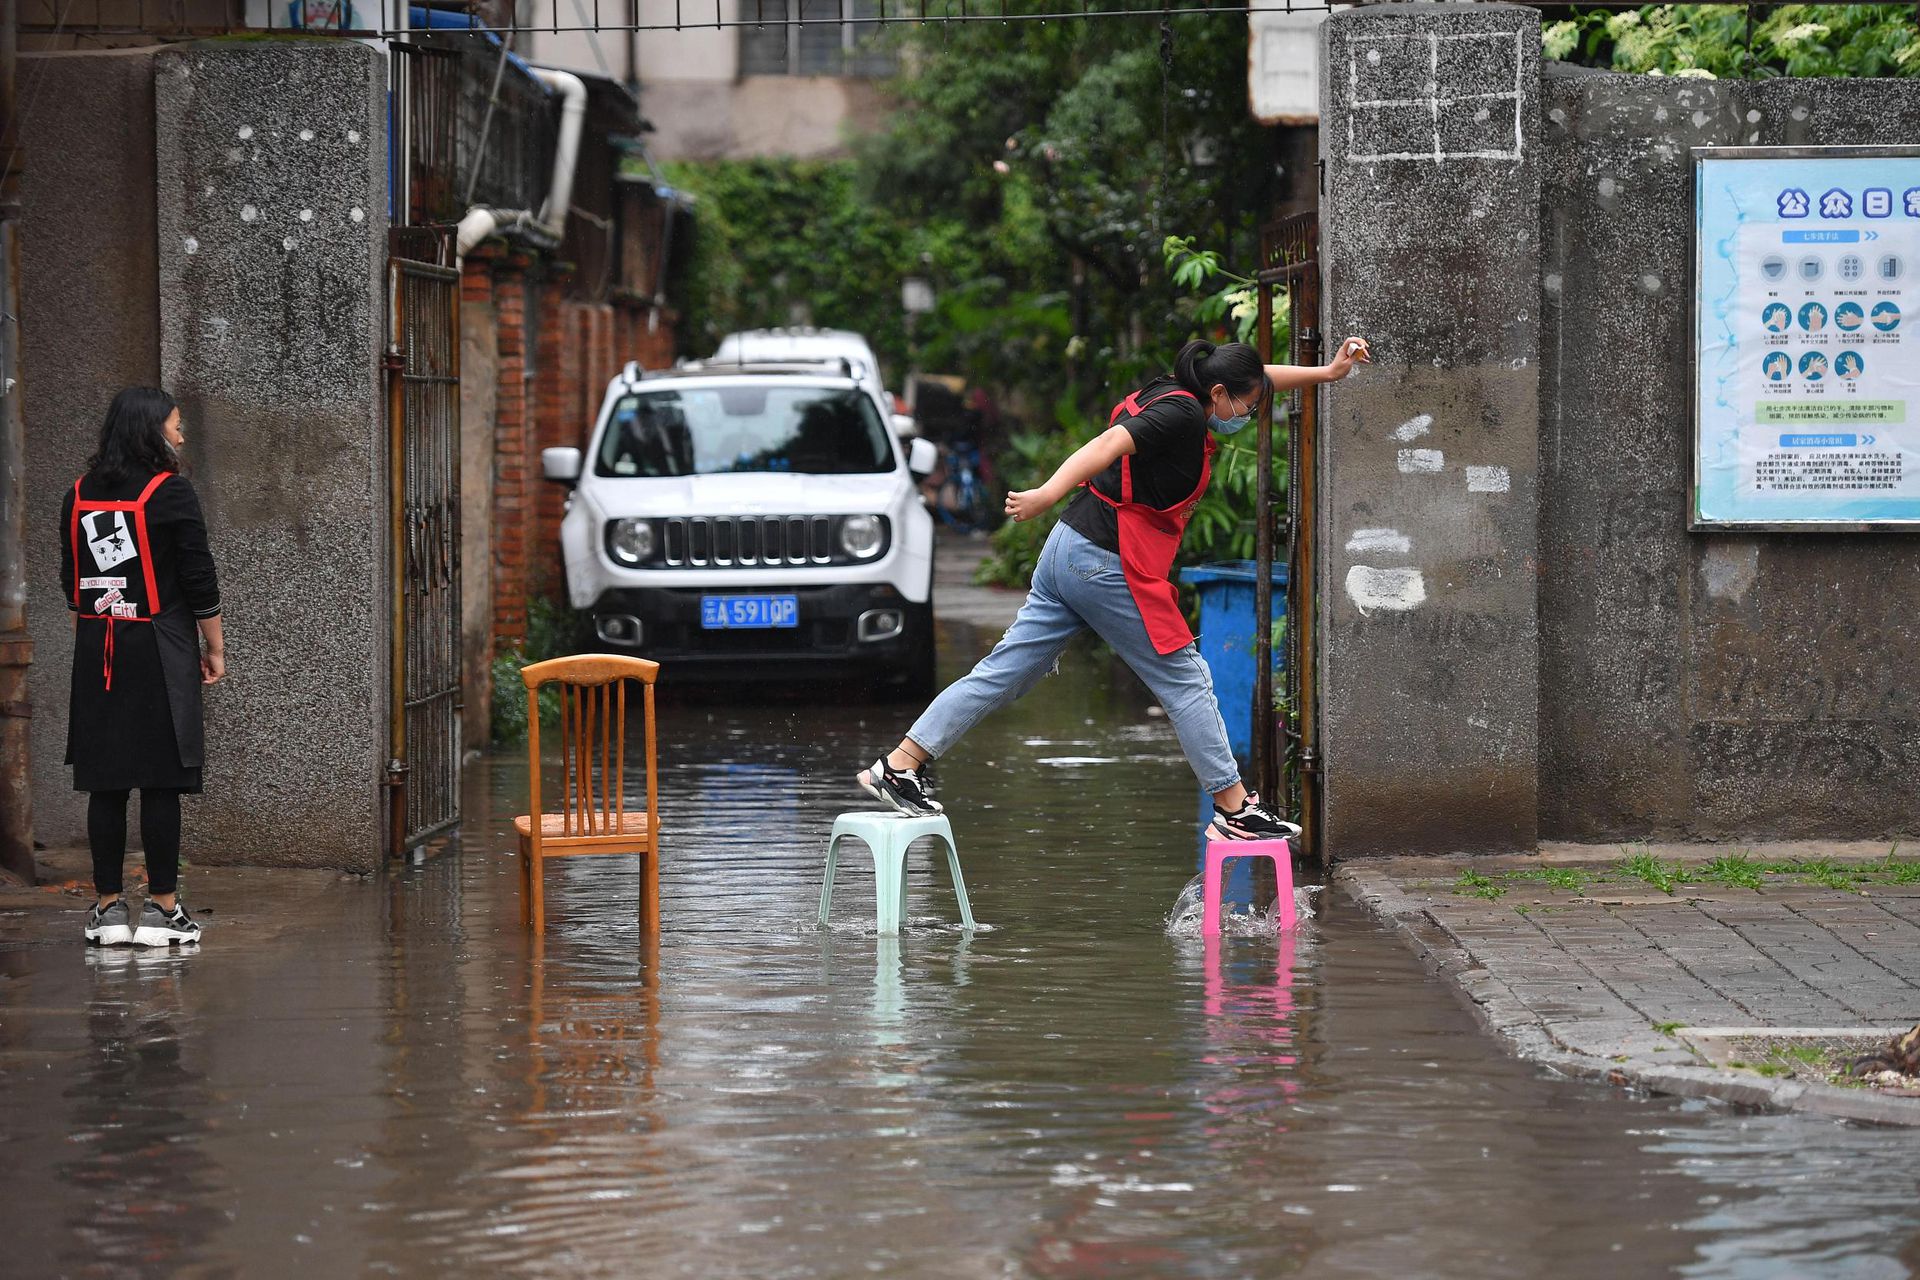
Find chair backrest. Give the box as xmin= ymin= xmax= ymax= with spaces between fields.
xmin=521 ymin=655 xmax=660 ymax=842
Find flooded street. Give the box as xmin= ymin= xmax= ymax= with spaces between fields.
xmin=4 ymin=623 xmax=1919 ymax=1279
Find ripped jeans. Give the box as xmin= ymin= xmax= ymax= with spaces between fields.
xmin=905 ymin=521 xmax=1242 ymax=794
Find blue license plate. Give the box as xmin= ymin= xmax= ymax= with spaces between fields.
xmin=701 ymin=594 xmax=799 ymax=630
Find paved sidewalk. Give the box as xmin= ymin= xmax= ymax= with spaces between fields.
xmin=1340 ymin=851 xmax=1920 ymax=1126
xmin=932 ymin=526 xmax=1024 ymax=631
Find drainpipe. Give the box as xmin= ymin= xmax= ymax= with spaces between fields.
xmin=0 ymin=0 xmax=32 ymax=885
xmin=455 ymin=67 xmax=588 ymax=257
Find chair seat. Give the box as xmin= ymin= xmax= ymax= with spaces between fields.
xmin=515 ymin=811 xmax=655 ymax=840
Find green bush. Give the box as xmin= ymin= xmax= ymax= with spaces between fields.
xmin=1543 ymin=4 xmax=1917 ymax=78
xmin=489 ymin=596 xmax=577 ymax=744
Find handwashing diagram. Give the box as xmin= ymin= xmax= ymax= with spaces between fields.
xmin=1346 ymin=29 xmax=1526 ymax=164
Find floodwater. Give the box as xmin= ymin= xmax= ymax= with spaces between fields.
xmin=5 ymin=624 xmax=1920 ymax=1279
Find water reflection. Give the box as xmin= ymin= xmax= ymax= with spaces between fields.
xmin=4 ymin=625 xmax=1919 ymax=1276
xmin=58 ymin=948 xmax=227 ymax=1275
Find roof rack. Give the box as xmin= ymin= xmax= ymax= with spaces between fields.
xmin=672 ymin=355 xmax=860 ymax=379
xmin=648 ymin=358 xmax=860 ymax=381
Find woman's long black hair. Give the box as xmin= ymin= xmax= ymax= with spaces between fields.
xmin=89 ymin=387 xmax=179 ymax=487
xmin=1173 ymin=339 xmax=1265 ymax=403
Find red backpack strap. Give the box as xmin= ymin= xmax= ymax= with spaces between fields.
xmin=68 ymin=479 xmax=83 ymax=608
xmin=130 ymin=473 xmax=168 ymax=611
xmin=1136 ymin=387 xmax=1199 ymax=410
xmin=1111 ymin=388 xmax=1196 ymax=503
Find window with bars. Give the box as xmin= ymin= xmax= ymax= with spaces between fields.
xmin=739 ymin=0 xmax=895 ymax=77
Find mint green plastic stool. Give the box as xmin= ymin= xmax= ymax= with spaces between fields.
xmin=818 ymin=811 xmax=976 ymax=935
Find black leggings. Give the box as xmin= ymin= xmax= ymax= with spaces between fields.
xmin=88 ymin=789 xmax=182 ymax=897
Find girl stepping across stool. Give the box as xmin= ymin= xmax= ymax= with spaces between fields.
xmin=859 ymin=336 xmax=1371 ymax=839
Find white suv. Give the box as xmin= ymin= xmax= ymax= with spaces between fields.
xmin=544 ymin=357 xmax=941 ymax=693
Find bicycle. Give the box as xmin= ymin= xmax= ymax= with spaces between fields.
xmin=933 ymin=439 xmax=996 ymax=533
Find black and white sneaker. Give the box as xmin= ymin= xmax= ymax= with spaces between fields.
xmin=1209 ymin=794 xmax=1303 ymax=842
xmin=132 ymin=900 xmax=203 ymax=947
xmin=85 ymin=898 xmax=134 ymax=946
xmin=856 ymin=756 xmax=944 ymax=817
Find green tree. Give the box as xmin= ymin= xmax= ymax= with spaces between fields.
xmin=1543 ymin=4 xmax=1917 ymax=78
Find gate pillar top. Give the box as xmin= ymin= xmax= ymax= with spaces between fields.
xmin=1314 ymin=2 xmax=1543 ymax=857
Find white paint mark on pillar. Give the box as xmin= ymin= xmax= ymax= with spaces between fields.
xmin=240 ymin=204 xmax=258 ymax=222
xmin=1701 ymin=540 xmax=1760 ymax=602
xmin=1346 ymin=566 xmax=1427 ymax=615
xmin=182 ymin=237 xmax=199 ymax=255
xmin=237 ymin=125 xmax=253 ymax=140
xmin=1392 ymin=413 xmax=1433 ymax=442
xmin=283 ymin=236 xmax=297 ymax=252
xmin=299 ymin=209 xmax=314 ymax=222
xmin=350 ymin=207 xmax=366 ymax=223
xmin=1397 ymin=448 xmax=1444 ymax=473
xmin=347 ymin=129 xmax=362 ymax=144
xmin=1466 ymin=465 xmax=1511 ymax=493
xmin=299 ymin=129 xmax=315 ymax=142
xmin=1345 ymin=528 xmax=1412 ymax=555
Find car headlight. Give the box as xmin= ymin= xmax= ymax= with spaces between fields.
xmin=609 ymin=518 xmax=654 ymax=566
xmin=839 ymin=514 xmax=883 ymax=559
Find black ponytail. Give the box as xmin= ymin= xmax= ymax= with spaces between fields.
xmin=1173 ymin=339 xmax=1264 ymax=402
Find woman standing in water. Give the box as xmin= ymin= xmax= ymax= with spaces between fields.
xmin=859 ymin=336 xmax=1370 ymax=837
xmin=64 ymin=388 xmax=224 ymax=947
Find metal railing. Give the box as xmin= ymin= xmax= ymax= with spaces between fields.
xmin=22 ymin=0 xmax=1914 ymax=41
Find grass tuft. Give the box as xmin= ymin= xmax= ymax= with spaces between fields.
xmin=1454 ymin=870 xmax=1505 ymax=901
xmin=1504 ymin=866 xmax=1588 ymax=894
xmin=1698 ymin=854 xmax=1765 ymax=890
xmin=1768 ymin=857 xmax=1863 ymax=892
xmin=1618 ymin=852 xmax=1692 ymax=895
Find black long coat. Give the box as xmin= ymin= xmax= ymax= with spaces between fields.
xmin=59 ymin=470 xmax=222 ymax=793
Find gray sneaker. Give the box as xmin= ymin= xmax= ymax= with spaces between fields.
xmin=84 ymin=898 xmax=133 ymax=946
xmin=132 ymin=899 xmax=202 ymax=947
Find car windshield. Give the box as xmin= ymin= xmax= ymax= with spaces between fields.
xmin=594 ymin=385 xmax=893 ymax=477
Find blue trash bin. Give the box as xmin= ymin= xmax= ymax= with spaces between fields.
xmin=1179 ymin=560 xmax=1289 ymax=770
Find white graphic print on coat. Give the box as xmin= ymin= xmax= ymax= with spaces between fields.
xmin=83 ymin=510 xmax=138 ymax=570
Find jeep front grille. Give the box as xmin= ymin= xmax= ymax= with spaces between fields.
xmin=661 ymin=515 xmax=835 ymax=567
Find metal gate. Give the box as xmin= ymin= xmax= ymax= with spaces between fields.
xmin=386 ymin=227 xmax=463 ymax=853
xmin=1254 ymin=213 xmax=1323 ymax=867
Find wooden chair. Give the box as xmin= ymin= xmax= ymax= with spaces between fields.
xmin=516 ymin=654 xmax=661 ymax=935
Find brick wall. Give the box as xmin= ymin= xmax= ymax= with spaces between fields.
xmin=489 ymin=251 xmax=534 ymax=647
xmin=477 ymin=251 xmax=680 ymax=658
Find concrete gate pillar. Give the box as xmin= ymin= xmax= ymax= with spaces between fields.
xmin=153 ymin=42 xmax=390 ymax=871
xmin=1316 ymin=3 xmax=1541 ymax=856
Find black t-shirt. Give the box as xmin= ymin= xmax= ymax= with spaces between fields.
xmin=1060 ymin=376 xmax=1209 ymax=554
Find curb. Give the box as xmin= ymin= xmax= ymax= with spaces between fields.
xmin=1337 ymin=866 xmax=1920 ymax=1128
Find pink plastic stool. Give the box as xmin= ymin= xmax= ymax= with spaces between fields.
xmin=1202 ymin=837 xmax=1297 ymax=936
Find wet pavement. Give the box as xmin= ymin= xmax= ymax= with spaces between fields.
xmin=1346 ymin=859 xmax=1920 ymax=1126
xmin=6 ymin=590 xmax=1920 ymax=1275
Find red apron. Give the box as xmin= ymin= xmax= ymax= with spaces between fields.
xmin=1082 ymin=387 xmax=1215 ymax=655
xmin=69 ymin=472 xmax=168 ymax=691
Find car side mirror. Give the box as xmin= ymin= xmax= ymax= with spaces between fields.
xmin=891 ymin=412 xmax=919 ymax=438
xmin=542 ymin=447 xmax=583 ymax=485
xmin=907 ymin=436 xmax=938 ymax=479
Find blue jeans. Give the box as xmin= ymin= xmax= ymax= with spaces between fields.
xmin=907 ymin=521 xmax=1242 ymax=794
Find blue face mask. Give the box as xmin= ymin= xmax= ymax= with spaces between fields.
xmin=1208 ymin=390 xmax=1254 ymax=435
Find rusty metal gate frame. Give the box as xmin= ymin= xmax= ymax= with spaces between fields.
xmin=1254 ymin=213 xmax=1322 ymax=869
xmin=386 ymin=226 xmax=463 ymax=855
